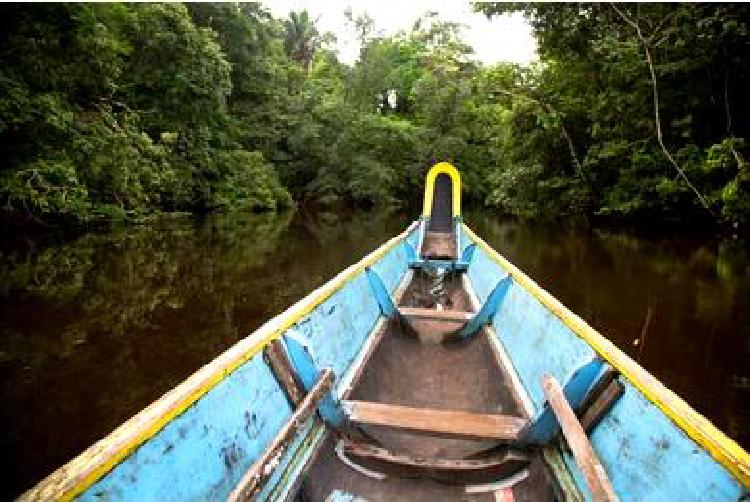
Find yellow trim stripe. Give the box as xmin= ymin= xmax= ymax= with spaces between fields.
xmin=422 ymin=162 xmax=462 ymax=218
xmin=462 ymin=224 xmax=750 ymax=487
xmin=22 ymin=222 xmax=418 ymax=502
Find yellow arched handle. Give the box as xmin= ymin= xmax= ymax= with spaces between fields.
xmin=422 ymin=162 xmax=462 ymax=218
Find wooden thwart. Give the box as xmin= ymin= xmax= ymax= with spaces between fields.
xmin=542 ymin=375 xmax=618 ymax=502
xmin=342 ymin=400 xmax=527 ymax=441
xmin=578 ymin=366 xmax=619 ymax=416
xmin=399 ymin=307 xmax=473 ymax=323
xmin=229 ymin=368 xmax=335 ymax=502
xmin=341 ymin=439 xmax=529 ymax=484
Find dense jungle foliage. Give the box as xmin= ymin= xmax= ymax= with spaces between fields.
xmin=0 ymin=3 xmax=748 ymax=228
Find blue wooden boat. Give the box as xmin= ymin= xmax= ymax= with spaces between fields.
xmin=23 ymin=163 xmax=749 ymax=501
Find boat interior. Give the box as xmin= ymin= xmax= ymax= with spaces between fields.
xmin=22 ymin=163 xmax=747 ymax=502
xmin=228 ymin=164 xmax=622 ymax=501
xmin=297 ymin=269 xmax=560 ymax=501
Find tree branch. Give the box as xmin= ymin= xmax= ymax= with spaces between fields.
xmin=611 ymin=3 xmax=715 ymax=217
xmin=497 ymin=89 xmax=584 ymax=180
xmin=649 ymin=11 xmax=677 ymax=42
xmin=724 ymin=71 xmax=745 ymax=169
xmin=610 ymin=3 xmax=639 ymax=32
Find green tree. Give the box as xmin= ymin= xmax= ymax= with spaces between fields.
xmin=283 ymin=10 xmax=321 ymax=71
xmin=478 ymin=3 xmax=750 ymax=227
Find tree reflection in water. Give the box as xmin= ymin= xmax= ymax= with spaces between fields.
xmin=467 ymin=211 xmax=750 ymax=452
xmin=1 ymin=209 xmax=748 ymax=497
xmin=0 ymin=209 xmax=411 ymax=498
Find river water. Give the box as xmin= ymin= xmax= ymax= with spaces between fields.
xmin=1 ymin=210 xmax=748 ymax=497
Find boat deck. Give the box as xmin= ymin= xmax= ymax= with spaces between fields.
xmin=298 ymin=272 xmax=559 ymax=501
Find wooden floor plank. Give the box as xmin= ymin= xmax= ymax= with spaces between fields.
xmin=342 ymin=439 xmax=529 ymax=485
xmin=342 ymin=400 xmax=527 ymax=441
xmin=421 ymin=231 xmax=455 ymax=259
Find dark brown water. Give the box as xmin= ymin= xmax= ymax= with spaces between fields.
xmin=1 ymin=210 xmax=748 ymax=497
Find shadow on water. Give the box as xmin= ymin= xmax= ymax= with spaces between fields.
xmin=0 ymin=209 xmax=748 ymax=497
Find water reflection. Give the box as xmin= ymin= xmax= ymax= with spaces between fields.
xmin=466 ymin=211 xmax=750 ymax=451
xmin=0 ymin=209 xmax=411 ymax=497
xmin=1 ymin=210 xmax=748 ymax=497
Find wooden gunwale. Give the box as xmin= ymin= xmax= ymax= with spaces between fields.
xmin=22 ymin=222 xmax=418 ymax=502
xmin=462 ymin=223 xmax=750 ymax=487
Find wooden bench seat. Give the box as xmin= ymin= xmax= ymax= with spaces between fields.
xmin=342 ymin=400 xmax=527 ymax=441
xmin=421 ymin=231 xmax=455 ymax=260
xmin=398 ymin=307 xmax=473 ymax=323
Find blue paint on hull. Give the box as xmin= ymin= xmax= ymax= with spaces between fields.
xmin=77 ymin=227 xmax=414 ymax=501
xmin=576 ymin=386 xmax=741 ymax=501
xmin=71 ymin=223 xmax=744 ymax=501
xmin=365 ymin=268 xmax=397 ymax=317
xmin=294 ymin=272 xmax=381 ymax=396
xmin=81 ymin=356 xmax=292 ymax=501
xmin=460 ymin=226 xmax=743 ymax=501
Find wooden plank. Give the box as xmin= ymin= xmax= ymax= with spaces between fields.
xmin=399 ymin=306 xmax=473 ymax=322
xmin=580 ymin=381 xmax=625 ymax=433
xmin=229 ymin=368 xmax=335 ymax=502
xmin=263 ymin=339 xmax=305 ymax=407
xmin=542 ymin=375 xmax=618 ymax=502
xmin=342 ymin=400 xmax=527 ymax=441
xmin=421 ymin=231 xmax=455 ymax=260
xmin=577 ymin=366 xmax=619 ymax=416
xmin=342 ymin=439 xmax=529 ymax=484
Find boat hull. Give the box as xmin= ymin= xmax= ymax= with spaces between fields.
xmin=23 ymin=225 xmax=420 ymax=501
xmin=461 ymin=224 xmax=746 ymax=500
xmin=22 ymin=220 xmax=748 ymax=501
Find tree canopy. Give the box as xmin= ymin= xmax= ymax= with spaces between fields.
xmin=476 ymin=3 xmax=750 ymax=227
xmin=1 ymin=3 xmax=748 ymax=229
